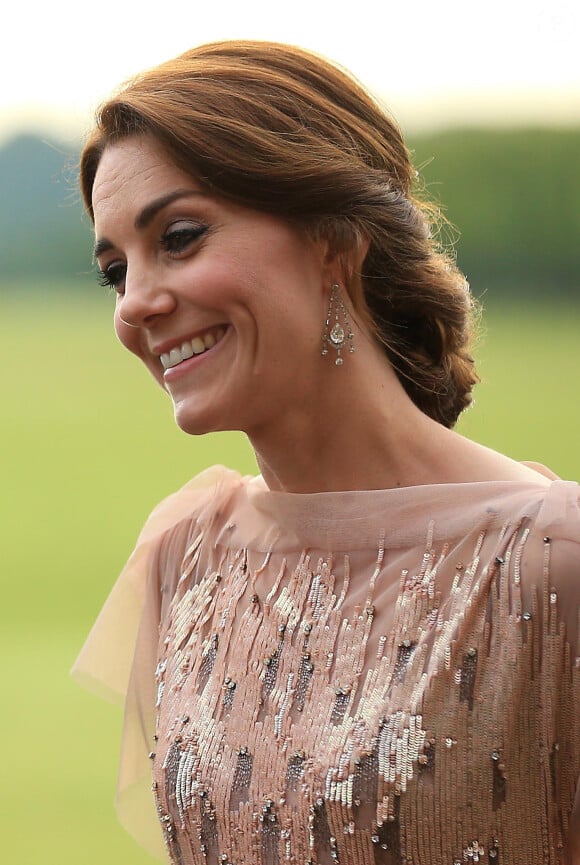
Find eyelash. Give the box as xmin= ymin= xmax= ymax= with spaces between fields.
xmin=162 ymin=224 xmax=208 ymax=254
xmin=96 ymin=223 xmax=209 ymax=292
xmin=96 ymin=264 xmax=125 ymax=291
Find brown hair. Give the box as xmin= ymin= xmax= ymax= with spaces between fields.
xmin=80 ymin=40 xmax=478 ymax=427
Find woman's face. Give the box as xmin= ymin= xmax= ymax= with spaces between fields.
xmin=91 ymin=135 xmax=333 ymax=437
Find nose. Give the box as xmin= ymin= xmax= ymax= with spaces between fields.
xmin=117 ymin=266 xmax=177 ymax=327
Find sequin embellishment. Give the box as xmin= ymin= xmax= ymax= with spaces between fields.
xmin=151 ymin=515 xmax=578 ymax=865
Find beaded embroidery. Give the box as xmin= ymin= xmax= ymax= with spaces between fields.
xmin=149 ymin=508 xmax=578 ymax=865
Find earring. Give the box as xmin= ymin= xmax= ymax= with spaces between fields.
xmin=321 ymin=284 xmax=355 ymax=366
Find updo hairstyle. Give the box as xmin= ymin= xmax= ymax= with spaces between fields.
xmin=80 ymin=40 xmax=478 ymax=428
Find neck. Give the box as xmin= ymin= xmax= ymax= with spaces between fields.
xmin=247 ymin=347 xmax=452 ymax=494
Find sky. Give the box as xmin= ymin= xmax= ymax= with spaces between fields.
xmin=2 ymin=0 xmax=579 ymax=143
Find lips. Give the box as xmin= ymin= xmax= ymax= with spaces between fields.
xmin=159 ymin=327 xmax=227 ymax=370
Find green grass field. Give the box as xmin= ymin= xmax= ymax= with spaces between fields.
xmin=2 ymin=285 xmax=579 ymax=864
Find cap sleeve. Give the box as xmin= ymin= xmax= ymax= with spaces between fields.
xmin=533 ymin=480 xmax=580 ymax=655
xmin=534 ymin=480 xmax=580 ymax=856
xmin=71 ymin=464 xmax=242 ymax=860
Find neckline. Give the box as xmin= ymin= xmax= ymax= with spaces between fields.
xmin=220 ymin=473 xmax=570 ymax=552
xmin=248 ymin=472 xmax=556 ymax=498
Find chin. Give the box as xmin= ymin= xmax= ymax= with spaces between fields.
xmin=172 ymin=401 xmax=233 ymax=437
xmin=173 ymin=410 xmax=217 ymax=437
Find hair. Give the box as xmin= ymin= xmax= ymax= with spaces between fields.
xmin=80 ymin=40 xmax=479 ymax=427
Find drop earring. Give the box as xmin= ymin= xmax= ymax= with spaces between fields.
xmin=321 ymin=283 xmax=355 ymax=366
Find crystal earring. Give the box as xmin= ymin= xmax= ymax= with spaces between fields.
xmin=321 ymin=283 xmax=355 ymax=366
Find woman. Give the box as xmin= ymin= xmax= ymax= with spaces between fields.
xmin=73 ymin=41 xmax=580 ymax=864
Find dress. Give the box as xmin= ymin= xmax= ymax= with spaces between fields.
xmin=73 ymin=465 xmax=580 ymax=865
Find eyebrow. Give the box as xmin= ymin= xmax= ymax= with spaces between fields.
xmin=93 ymin=189 xmax=205 ymax=259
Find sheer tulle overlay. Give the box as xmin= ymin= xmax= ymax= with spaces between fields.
xmin=73 ymin=465 xmax=580 ymax=864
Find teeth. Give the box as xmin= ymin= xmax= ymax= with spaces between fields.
xmin=181 ymin=343 xmax=194 ymax=361
xmin=160 ymin=327 xmax=226 ymax=370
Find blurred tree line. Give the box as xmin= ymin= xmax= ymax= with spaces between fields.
xmin=0 ymin=135 xmax=93 ymax=283
xmin=412 ymin=129 xmax=580 ymax=300
xmin=0 ymin=129 xmax=578 ymax=300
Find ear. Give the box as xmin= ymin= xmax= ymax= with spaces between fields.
xmin=323 ymin=232 xmax=371 ymax=286
xmin=350 ymin=233 xmax=371 ymax=271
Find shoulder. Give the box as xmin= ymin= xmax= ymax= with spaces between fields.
xmin=71 ymin=465 xmax=251 ymax=703
xmin=136 ymin=465 xmax=253 ymax=601
xmin=459 ymin=475 xmax=580 ymax=613
xmin=510 ymin=478 xmax=580 ymax=574
xmin=135 ymin=464 xmax=248 ymax=549
xmin=537 ymin=480 xmax=580 ymax=596
xmin=530 ymin=477 xmax=580 ymax=548
xmin=514 ymin=478 xmax=580 ymax=652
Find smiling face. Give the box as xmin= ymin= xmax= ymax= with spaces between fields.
xmin=92 ymin=135 xmax=335 ymax=438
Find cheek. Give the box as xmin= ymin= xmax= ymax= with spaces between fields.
xmin=113 ymin=313 xmax=164 ymax=386
xmin=114 ymin=310 xmax=139 ymax=354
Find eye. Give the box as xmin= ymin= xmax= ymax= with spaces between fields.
xmin=161 ymin=222 xmax=209 ymax=255
xmin=96 ymin=261 xmax=127 ymax=293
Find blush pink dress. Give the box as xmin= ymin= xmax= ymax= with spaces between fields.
xmin=73 ymin=465 xmax=580 ymax=864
